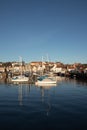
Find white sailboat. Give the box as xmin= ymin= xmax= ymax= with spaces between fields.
xmin=35 ymin=75 xmax=57 ymax=85
xmin=35 ymin=54 xmax=57 ymax=85
xmin=11 ymin=57 xmax=29 ymax=83
xmin=11 ymin=75 xmax=29 ymax=82
xmin=35 ymin=78 xmax=57 ymax=85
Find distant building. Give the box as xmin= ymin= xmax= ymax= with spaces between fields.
xmin=0 ymin=67 xmax=5 ymax=72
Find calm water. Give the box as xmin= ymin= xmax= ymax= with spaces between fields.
xmin=0 ymin=78 xmax=87 ymax=130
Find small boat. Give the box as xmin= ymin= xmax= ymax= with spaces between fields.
xmin=35 ymin=76 xmax=57 ymax=85
xmin=11 ymin=75 xmax=29 ymax=83
xmin=11 ymin=57 xmax=29 ymax=83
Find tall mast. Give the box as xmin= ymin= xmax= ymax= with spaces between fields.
xmin=42 ymin=56 xmax=43 ymax=66
xmin=46 ymin=53 xmax=49 ymax=62
xmin=19 ymin=56 xmax=22 ymax=76
xmin=41 ymin=56 xmax=44 ymax=75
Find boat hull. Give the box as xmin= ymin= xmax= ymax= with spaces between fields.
xmin=35 ymin=77 xmax=57 ymax=85
xmin=11 ymin=76 xmax=29 ymax=83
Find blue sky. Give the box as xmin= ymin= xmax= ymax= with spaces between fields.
xmin=0 ymin=0 xmax=87 ymax=63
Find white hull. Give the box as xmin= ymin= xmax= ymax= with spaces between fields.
xmin=36 ymin=83 xmax=56 ymax=89
xmin=35 ymin=77 xmax=57 ymax=85
xmin=11 ymin=76 xmax=29 ymax=83
xmin=35 ymin=81 xmax=56 ymax=85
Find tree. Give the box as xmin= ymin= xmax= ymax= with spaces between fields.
xmin=2 ymin=62 xmax=12 ymax=67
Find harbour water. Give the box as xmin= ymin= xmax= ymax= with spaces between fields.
xmin=0 ymin=78 xmax=87 ymax=129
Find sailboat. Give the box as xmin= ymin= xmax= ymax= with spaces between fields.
xmin=11 ymin=57 xmax=29 ymax=83
xmin=35 ymin=54 xmax=57 ymax=85
xmin=35 ymin=76 xmax=57 ymax=85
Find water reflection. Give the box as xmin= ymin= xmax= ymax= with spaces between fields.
xmin=76 ymin=80 xmax=87 ymax=86
xmin=16 ymin=83 xmax=55 ymax=116
xmin=64 ymin=78 xmax=87 ymax=87
xmin=15 ymin=84 xmax=31 ymax=106
xmin=38 ymin=84 xmax=56 ymax=116
xmin=1 ymin=77 xmax=87 ymax=129
xmin=18 ymin=84 xmax=23 ymax=106
xmin=1 ymin=77 xmax=87 ymax=109
xmin=40 ymin=87 xmax=51 ymax=116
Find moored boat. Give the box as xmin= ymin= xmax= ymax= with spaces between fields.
xmin=11 ymin=75 xmax=29 ymax=83
xmin=35 ymin=76 xmax=57 ymax=85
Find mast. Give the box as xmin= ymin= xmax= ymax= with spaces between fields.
xmin=19 ymin=56 xmax=22 ymax=76
xmin=46 ymin=53 xmax=49 ymax=62
xmin=41 ymin=56 xmax=44 ymax=75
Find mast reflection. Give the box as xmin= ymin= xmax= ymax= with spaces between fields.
xmin=38 ymin=84 xmax=56 ymax=116
xmin=18 ymin=84 xmax=31 ymax=106
xmin=18 ymin=84 xmax=23 ymax=106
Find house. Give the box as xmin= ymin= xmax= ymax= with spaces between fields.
xmin=0 ymin=67 xmax=5 ymax=72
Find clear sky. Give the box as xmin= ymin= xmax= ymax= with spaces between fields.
xmin=0 ymin=0 xmax=87 ymax=63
